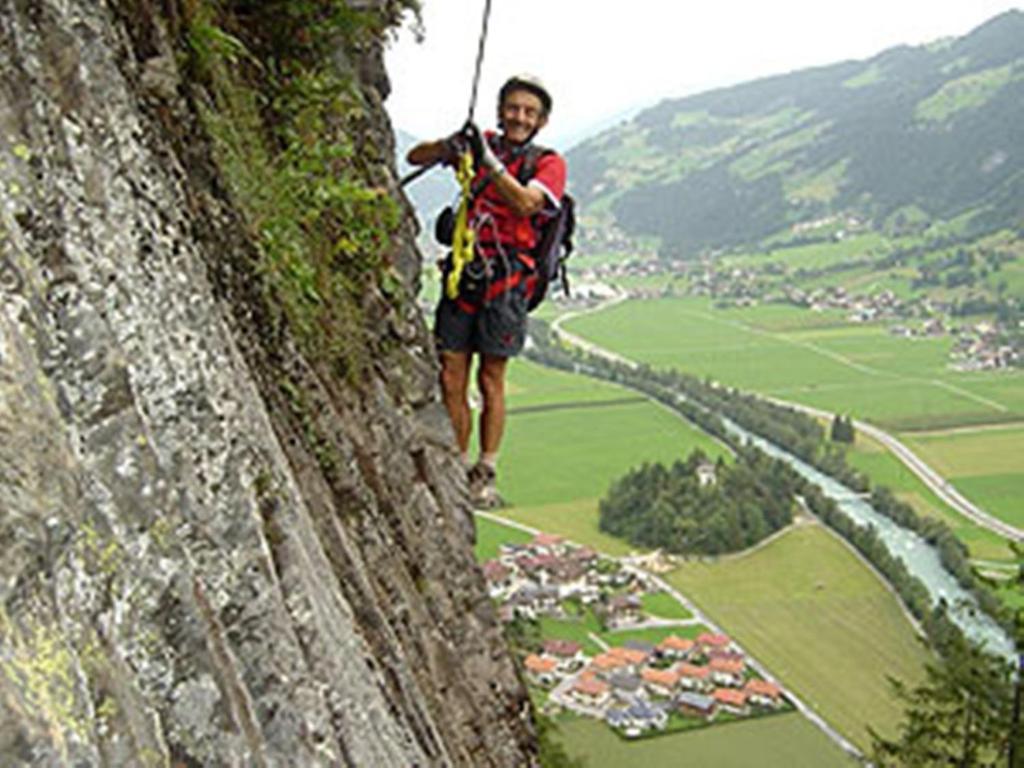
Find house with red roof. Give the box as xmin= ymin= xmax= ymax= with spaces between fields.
xmin=641 ymin=667 xmax=679 ymax=698
xmin=709 ymin=657 xmax=745 ymax=687
xmin=481 ymin=560 xmax=513 ymax=599
xmin=606 ymin=594 xmax=643 ymax=627
xmin=697 ymin=632 xmax=733 ymax=653
xmin=744 ymin=678 xmax=784 ymax=707
xmin=675 ymin=663 xmax=712 ymax=692
xmin=542 ymin=639 xmax=585 ymax=673
xmin=657 ymin=635 xmax=695 ymax=660
xmin=524 ymin=654 xmax=559 ymax=687
xmin=530 ymin=533 xmax=565 ymax=554
xmin=713 ymin=687 xmax=750 ymax=715
xmin=572 ymin=677 xmax=611 ymax=708
xmin=590 ymin=653 xmax=630 ymax=676
xmin=607 ymin=646 xmax=649 ymax=669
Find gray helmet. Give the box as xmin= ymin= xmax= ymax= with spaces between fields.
xmin=499 ymin=74 xmax=553 ymax=116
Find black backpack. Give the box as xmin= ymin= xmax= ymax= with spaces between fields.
xmin=516 ymin=146 xmax=576 ymax=312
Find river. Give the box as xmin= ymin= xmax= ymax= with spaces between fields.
xmin=724 ymin=415 xmax=1015 ymax=659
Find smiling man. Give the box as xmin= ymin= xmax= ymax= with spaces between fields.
xmin=406 ymin=75 xmax=568 ymax=508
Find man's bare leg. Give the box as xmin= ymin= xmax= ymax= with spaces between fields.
xmin=477 ymin=354 xmax=508 ymax=458
xmin=439 ymin=350 xmax=473 ymax=457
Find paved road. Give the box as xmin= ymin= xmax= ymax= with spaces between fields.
xmin=766 ymin=397 xmax=1024 ymax=543
xmin=551 ymin=294 xmax=1023 ymax=544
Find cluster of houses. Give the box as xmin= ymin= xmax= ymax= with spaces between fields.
xmin=950 ymin=320 xmax=1020 ymax=371
xmin=525 ymin=632 xmax=787 ymax=738
xmin=485 ymin=533 xmax=789 ymax=739
xmin=483 ymin=534 xmax=653 ymax=627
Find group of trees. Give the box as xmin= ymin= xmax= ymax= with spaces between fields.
xmin=599 ymin=449 xmax=796 ymax=556
xmin=830 ymin=413 xmax=855 ymax=443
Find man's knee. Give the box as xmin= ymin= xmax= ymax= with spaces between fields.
xmin=440 ymin=353 xmax=470 ymax=400
xmin=477 ymin=357 xmax=508 ymax=400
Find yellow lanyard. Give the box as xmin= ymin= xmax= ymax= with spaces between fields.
xmin=446 ymin=150 xmax=477 ymax=300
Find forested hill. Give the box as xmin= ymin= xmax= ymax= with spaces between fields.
xmin=567 ymin=10 xmax=1024 ymax=255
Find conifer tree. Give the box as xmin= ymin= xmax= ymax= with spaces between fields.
xmin=870 ymin=638 xmax=1014 ymax=767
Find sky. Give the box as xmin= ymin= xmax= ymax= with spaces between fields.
xmin=384 ymin=1 xmax=1023 ymax=150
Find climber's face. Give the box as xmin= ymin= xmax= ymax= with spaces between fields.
xmin=498 ymin=89 xmax=547 ymax=145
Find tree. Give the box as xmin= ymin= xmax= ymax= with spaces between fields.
xmin=830 ymin=413 xmax=855 ymax=443
xmin=870 ymin=638 xmax=1014 ymax=767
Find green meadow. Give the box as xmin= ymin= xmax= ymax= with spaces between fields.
xmin=902 ymin=425 xmax=1024 ymax=530
xmin=498 ymin=359 xmax=730 ymax=510
xmin=476 ymin=355 xmax=930 ymax=760
xmin=563 ymin=296 xmax=1024 ymax=531
xmin=558 ymin=711 xmax=857 ymax=768
xmin=668 ymin=523 xmax=930 ymax=751
xmin=563 ymin=297 xmax=1024 ymax=431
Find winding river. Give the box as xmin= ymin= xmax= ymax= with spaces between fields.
xmin=550 ymin=307 xmax=1015 ymax=659
xmin=727 ymin=415 xmax=1014 ymax=658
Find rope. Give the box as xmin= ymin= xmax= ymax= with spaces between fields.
xmin=466 ymin=0 xmax=494 ymax=124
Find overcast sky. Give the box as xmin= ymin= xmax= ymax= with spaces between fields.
xmin=384 ymin=1 xmax=1023 ymax=149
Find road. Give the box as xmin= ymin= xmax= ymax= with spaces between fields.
xmin=766 ymin=397 xmax=1023 ymax=542
xmin=550 ymin=294 xmax=1023 ymax=544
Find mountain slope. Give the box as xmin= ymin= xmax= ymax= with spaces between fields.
xmin=568 ymin=11 xmax=1024 ymax=255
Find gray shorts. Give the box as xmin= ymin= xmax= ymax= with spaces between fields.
xmin=434 ymin=281 xmax=529 ymax=358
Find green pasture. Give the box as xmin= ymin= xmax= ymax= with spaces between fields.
xmin=667 ymin=523 xmax=930 ymax=751
xmin=955 ymin=474 xmax=1024 ymax=530
xmin=844 ymin=435 xmax=1014 ymax=562
xmin=499 ymin=360 xmax=730 ymax=509
xmin=558 ymin=711 xmax=856 ymax=768
xmin=641 ymin=590 xmax=693 ymax=620
xmin=563 ymin=297 xmax=1024 ymax=431
xmin=723 ymin=232 xmax=888 ymax=271
xmin=504 ymin=356 xmax=644 ymax=410
xmin=901 ymin=424 xmax=1024 ymax=530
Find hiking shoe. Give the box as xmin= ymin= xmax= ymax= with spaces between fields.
xmin=467 ymin=462 xmax=504 ymax=509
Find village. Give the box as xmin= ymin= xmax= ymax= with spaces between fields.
xmin=566 ymin=257 xmax=1020 ymax=372
xmin=483 ymin=533 xmax=791 ymax=740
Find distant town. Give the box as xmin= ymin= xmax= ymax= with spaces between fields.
xmin=561 ymin=254 xmax=1020 ymax=372
xmin=484 ymin=533 xmax=792 ymax=739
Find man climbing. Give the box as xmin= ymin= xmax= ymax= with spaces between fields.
xmin=406 ymin=74 xmax=567 ymax=508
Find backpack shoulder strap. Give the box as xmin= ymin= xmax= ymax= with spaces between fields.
xmin=515 ymin=144 xmax=554 ymax=185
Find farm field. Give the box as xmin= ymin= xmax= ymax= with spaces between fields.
xmin=499 ymin=359 xmax=730 ymax=509
xmin=557 ymin=711 xmax=856 ymax=768
xmin=563 ymin=296 xmax=1024 ymax=530
xmin=563 ymin=297 xmax=1024 ymax=431
xmin=667 ymin=522 xmax=930 ymax=751
xmin=902 ymin=424 xmax=1024 ymax=530
xmin=479 ymin=358 xmax=930 ymax=760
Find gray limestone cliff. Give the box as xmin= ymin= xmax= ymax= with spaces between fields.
xmin=0 ymin=1 xmax=536 ymax=765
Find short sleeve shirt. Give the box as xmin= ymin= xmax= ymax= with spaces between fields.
xmin=470 ymin=131 xmax=567 ymax=256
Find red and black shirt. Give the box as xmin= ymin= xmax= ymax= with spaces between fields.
xmin=469 ymin=131 xmax=567 ymax=260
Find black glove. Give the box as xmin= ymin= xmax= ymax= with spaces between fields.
xmin=461 ymin=121 xmax=503 ymax=173
xmin=442 ymin=129 xmax=469 ymax=165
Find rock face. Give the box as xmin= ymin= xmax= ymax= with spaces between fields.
xmin=0 ymin=2 xmax=535 ymax=766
